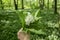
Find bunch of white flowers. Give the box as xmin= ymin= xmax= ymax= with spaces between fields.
xmin=48 ymin=34 xmax=58 ymax=40
xmin=25 ymin=9 xmax=41 ymax=26
xmin=25 ymin=12 xmax=35 ymax=26
xmin=25 ymin=12 xmax=41 ymax=26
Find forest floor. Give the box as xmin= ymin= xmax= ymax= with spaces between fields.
xmin=0 ymin=9 xmax=60 ymax=40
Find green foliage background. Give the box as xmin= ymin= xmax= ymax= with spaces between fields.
xmin=0 ymin=9 xmax=60 ymax=40
xmin=0 ymin=0 xmax=60 ymax=40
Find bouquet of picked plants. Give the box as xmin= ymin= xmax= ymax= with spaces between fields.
xmin=17 ymin=9 xmax=41 ymax=40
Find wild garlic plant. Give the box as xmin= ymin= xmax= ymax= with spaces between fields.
xmin=25 ymin=9 xmax=41 ymax=26
xmin=17 ymin=9 xmax=41 ymax=40
xmin=25 ymin=12 xmax=35 ymax=26
xmin=18 ymin=9 xmax=41 ymax=30
xmin=48 ymin=31 xmax=58 ymax=40
xmin=48 ymin=34 xmax=58 ymax=40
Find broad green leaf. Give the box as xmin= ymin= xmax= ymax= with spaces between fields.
xmin=28 ymin=29 xmax=46 ymax=35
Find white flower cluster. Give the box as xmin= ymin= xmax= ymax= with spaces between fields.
xmin=1 ymin=20 xmax=9 ymax=24
xmin=48 ymin=34 xmax=58 ymax=40
xmin=48 ymin=31 xmax=58 ymax=40
xmin=25 ymin=12 xmax=35 ymax=26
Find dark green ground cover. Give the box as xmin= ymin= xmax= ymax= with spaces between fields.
xmin=0 ymin=9 xmax=60 ymax=40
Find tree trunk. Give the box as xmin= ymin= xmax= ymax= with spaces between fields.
xmin=17 ymin=0 xmax=18 ymax=9
xmin=54 ymin=0 xmax=57 ymax=14
xmin=14 ymin=0 xmax=18 ymax=10
xmin=43 ymin=0 xmax=44 ymax=8
xmin=0 ymin=0 xmax=4 ymax=9
xmin=47 ymin=0 xmax=49 ymax=9
xmin=21 ymin=0 xmax=24 ymax=9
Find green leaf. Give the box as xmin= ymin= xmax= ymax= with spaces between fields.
xmin=34 ymin=9 xmax=40 ymax=17
xmin=28 ymin=29 xmax=46 ymax=35
xmin=17 ymin=11 xmax=25 ymax=28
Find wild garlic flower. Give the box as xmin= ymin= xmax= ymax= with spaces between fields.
xmin=1 ymin=20 xmax=9 ymax=23
xmin=25 ymin=11 xmax=41 ymax=26
xmin=48 ymin=34 xmax=58 ymax=40
xmin=25 ymin=12 xmax=35 ymax=26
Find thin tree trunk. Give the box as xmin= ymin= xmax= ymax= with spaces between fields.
xmin=17 ymin=0 xmax=18 ymax=8
xmin=14 ymin=0 xmax=18 ymax=10
xmin=54 ymin=0 xmax=57 ymax=14
xmin=43 ymin=0 xmax=44 ymax=8
xmin=21 ymin=0 xmax=24 ymax=9
xmin=47 ymin=0 xmax=49 ymax=9
xmin=0 ymin=0 xmax=4 ymax=9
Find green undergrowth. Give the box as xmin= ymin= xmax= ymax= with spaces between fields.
xmin=0 ymin=9 xmax=60 ymax=40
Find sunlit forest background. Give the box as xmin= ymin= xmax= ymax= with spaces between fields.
xmin=0 ymin=0 xmax=60 ymax=40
